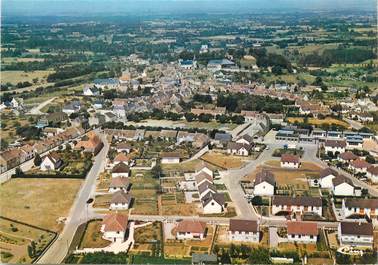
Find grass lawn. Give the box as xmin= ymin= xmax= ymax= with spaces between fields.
xmin=131 ymin=189 xmax=159 ymax=215
xmin=201 ymin=151 xmax=244 ymax=169
xmin=0 ymin=217 xmax=56 ymax=264
xmin=0 ymin=178 xmax=82 ymax=232
xmin=287 ymin=117 xmax=350 ymax=128
xmin=93 ymin=194 xmax=113 ymax=208
xmin=79 ymin=220 xmax=110 ymax=249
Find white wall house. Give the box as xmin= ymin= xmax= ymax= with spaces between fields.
xmin=324 ymin=140 xmax=346 ymax=155
xmin=101 ymin=213 xmax=128 ymax=243
xmin=287 ymin=222 xmax=318 ymax=244
xmin=338 ymin=222 xmax=374 ymax=248
xmin=175 ymin=220 xmax=206 ymax=240
xmin=40 ymin=153 xmax=63 ymax=171
xmin=367 ymin=166 xmax=378 ymax=183
xmin=202 ymin=193 xmax=225 ymax=214
xmin=319 ymin=168 xmax=338 ymax=189
xmin=228 ymin=219 xmax=260 ymax=243
xmin=332 ymin=177 xmax=355 ymax=197
xmin=161 ymin=152 xmax=180 ymax=164
xmin=348 ymin=159 xmax=372 ymax=174
xmin=280 ymin=154 xmax=300 ymax=169
xmin=253 ymin=170 xmax=275 ymax=197
xmin=272 ymin=196 xmax=322 ymax=216
xmin=341 ymin=198 xmax=378 ymax=219
xmin=111 ymin=162 xmax=130 ymax=178
xmin=109 ymin=191 xmax=132 ymax=211
xmin=109 ymin=177 xmax=129 ymax=193
xmin=227 ymin=142 xmax=251 ymax=156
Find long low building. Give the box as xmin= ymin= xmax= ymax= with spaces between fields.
xmin=272 ymin=196 xmax=322 ymax=216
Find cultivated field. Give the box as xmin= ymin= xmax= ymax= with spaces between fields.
xmin=201 ymin=151 xmax=245 ymax=169
xmin=79 ymin=220 xmax=110 ymax=249
xmin=287 ymin=117 xmax=350 ymax=128
xmin=1 ymin=70 xmax=53 ymax=85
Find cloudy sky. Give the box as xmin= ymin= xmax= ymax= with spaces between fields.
xmin=3 ymin=0 xmax=375 ymax=16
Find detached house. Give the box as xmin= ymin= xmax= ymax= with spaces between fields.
xmin=109 ymin=177 xmax=130 ymax=193
xmin=235 ymin=134 xmax=254 ymax=145
xmin=332 ymin=176 xmax=355 ymax=197
xmin=342 ymin=198 xmax=378 ymax=219
xmin=160 ymin=152 xmax=181 ymax=164
xmin=319 ymin=168 xmax=338 ymax=189
xmin=227 ymin=142 xmax=252 ymax=156
xmin=287 ymin=221 xmax=318 ymax=244
xmin=198 ymin=182 xmax=217 ymax=199
xmin=349 ymin=159 xmax=372 ymax=174
xmin=101 ymin=213 xmax=128 ymax=243
xmin=75 ymin=131 xmax=104 ymax=155
xmin=228 ymin=219 xmax=260 ymax=243
xmin=201 ymin=192 xmax=225 ymax=214
xmin=40 ymin=152 xmax=63 ymax=171
xmin=110 ymin=191 xmax=132 ymax=211
xmin=272 ymin=196 xmax=322 ymax=216
xmin=253 ymin=170 xmax=275 ymax=196
xmin=83 ymin=86 xmax=100 ymax=96
xmin=367 ymin=166 xmax=378 ymax=183
xmin=111 ymin=162 xmax=130 ymax=178
xmin=280 ymin=154 xmax=300 ymax=169
xmin=338 ymin=222 xmax=374 ymax=248
xmin=324 ymin=139 xmax=346 ymax=155
xmin=338 ymin=151 xmax=358 ymax=164
xmin=116 ymin=142 xmax=132 ymax=153
xmin=113 ymin=152 xmax=131 ymax=166
xmin=176 ymin=220 xmax=207 ymax=240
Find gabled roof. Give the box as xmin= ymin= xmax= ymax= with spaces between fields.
xmin=109 ymin=177 xmax=130 ymax=188
xmin=281 ymin=154 xmax=299 ymax=163
xmin=229 ymin=219 xmax=258 ymax=233
xmin=332 ymin=175 xmax=354 ymax=187
xmin=320 ymin=168 xmax=338 ymax=179
xmin=112 ymin=162 xmax=130 ymax=174
xmin=201 ymin=192 xmax=225 ymax=207
xmin=287 ymin=221 xmax=318 ymax=236
xmin=195 ymin=172 xmax=213 ymax=185
xmin=345 ymin=198 xmax=378 ymax=209
xmin=110 ymin=191 xmax=132 ymax=204
xmin=198 ymin=182 xmax=217 ymax=195
xmin=350 ymin=159 xmax=371 ymax=169
xmin=176 ymin=220 xmax=206 ymax=234
xmin=114 ymin=152 xmax=130 ymax=162
xmin=102 ymin=213 xmax=128 ymax=232
xmin=324 ymin=139 xmax=346 ymax=148
xmin=160 ymin=152 xmax=180 ymax=158
xmin=367 ymin=166 xmax=378 ymax=176
xmin=340 ymin=222 xmax=373 ymax=236
xmin=272 ymin=196 xmax=322 ymax=207
xmin=255 ymin=170 xmax=275 ymax=186
xmin=236 ymin=134 xmax=254 ymax=144
xmin=227 ymin=142 xmax=252 ymax=151
xmin=339 ymin=151 xmax=358 ymax=161
xmin=116 ymin=142 xmax=132 ymax=150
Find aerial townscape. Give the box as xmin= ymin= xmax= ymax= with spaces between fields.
xmin=0 ymin=0 xmax=377 ymax=264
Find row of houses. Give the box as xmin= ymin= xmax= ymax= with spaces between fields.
xmin=105 ymin=129 xmax=210 ymax=149
xmin=0 ymin=127 xmax=84 ymax=173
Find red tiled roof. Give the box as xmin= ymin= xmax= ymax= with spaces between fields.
xmin=102 ymin=213 xmax=128 ymax=232
xmin=281 ymin=154 xmax=299 ymax=163
xmin=287 ymin=221 xmax=318 ymax=236
xmin=176 ymin=220 xmax=206 ymax=234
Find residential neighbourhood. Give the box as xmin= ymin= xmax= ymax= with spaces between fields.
xmin=1 ymin=1 xmax=378 ymax=264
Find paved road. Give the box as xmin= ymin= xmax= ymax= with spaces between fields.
xmin=27 ymin=97 xmax=57 ymax=115
xmin=37 ymin=132 xmax=109 ymax=264
xmin=344 ymin=118 xmax=363 ymax=130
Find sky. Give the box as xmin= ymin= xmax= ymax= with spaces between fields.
xmin=2 ymin=0 xmax=376 ymax=17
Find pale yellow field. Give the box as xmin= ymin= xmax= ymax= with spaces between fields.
xmin=1 ymin=70 xmax=53 ymax=85
xmin=287 ymin=117 xmax=349 ymax=128
xmin=0 ymin=178 xmax=82 ymax=232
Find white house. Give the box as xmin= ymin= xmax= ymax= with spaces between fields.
xmin=228 ymin=219 xmax=260 ymax=243
xmin=338 ymin=151 xmax=358 ymax=164
xmin=109 ymin=191 xmax=132 ymax=211
xmin=113 ymin=153 xmax=131 ymax=166
xmin=342 ymin=198 xmax=378 ymax=219
xmin=116 ymin=142 xmax=132 ymax=153
xmin=195 ymin=172 xmax=213 ymax=187
xmin=40 ymin=152 xmax=63 ymax=171
xmin=101 ymin=213 xmax=128 ymax=243
xmin=272 ymin=196 xmax=322 ymax=216
xmin=280 ymin=154 xmax=300 ymax=169
xmin=201 ymin=192 xmax=225 ymax=214
xmin=287 ymin=221 xmax=318 ymax=244
xmin=176 ymin=220 xmax=207 ymax=240
xmin=253 ymin=170 xmax=275 ymax=197
xmin=227 ymin=142 xmax=252 ymax=156
xmin=349 ymin=159 xmax=372 ymax=174
xmin=367 ymin=166 xmax=378 ymax=183
xmin=83 ymin=86 xmax=100 ymax=96
xmin=319 ymin=168 xmax=338 ymax=189
xmin=235 ymin=134 xmax=254 ymax=145
xmin=179 ymin=59 xmax=197 ymax=70
xmin=109 ymin=177 xmax=130 ymax=193
xmin=338 ymin=222 xmax=374 ymax=248
xmin=111 ymin=162 xmax=130 ymax=178
xmin=332 ymin=177 xmax=355 ymax=197
xmin=198 ymin=182 xmax=217 ymax=199
xmin=160 ymin=152 xmax=181 ymax=164
xmin=324 ymin=139 xmax=346 ymax=155
xmin=194 ymin=165 xmax=213 ymax=178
